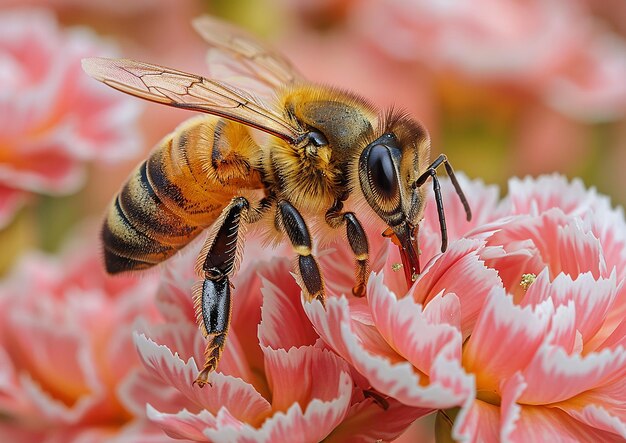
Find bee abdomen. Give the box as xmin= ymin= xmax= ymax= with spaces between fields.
xmin=102 ymin=160 xmax=208 ymax=274
xmin=121 ymin=161 xmax=202 ymax=244
xmin=145 ymin=125 xmax=227 ymax=226
xmin=102 ymin=116 xmax=258 ymax=274
xmin=102 ymin=195 xmax=180 ymax=273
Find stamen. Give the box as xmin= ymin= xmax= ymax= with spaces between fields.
xmin=391 ymin=263 xmax=403 ymax=272
xmin=520 ymin=273 xmax=537 ymax=290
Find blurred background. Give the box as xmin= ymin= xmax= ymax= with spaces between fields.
xmin=0 ymin=0 xmax=624 ymax=441
xmin=1 ymin=0 xmax=625 ymax=272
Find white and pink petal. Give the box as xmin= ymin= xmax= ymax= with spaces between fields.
xmin=305 ymin=295 xmax=472 ymax=409
xmin=367 ymin=272 xmax=463 ymax=375
xmin=506 ymin=405 xmax=625 ymax=442
xmin=452 ymin=399 xmax=501 ymax=443
xmin=463 ymin=287 xmax=552 ymax=393
xmin=324 ymin=397 xmax=430 ymax=443
xmin=262 ymin=346 xmax=350 ymax=414
xmin=565 ymin=404 xmax=626 ymax=440
xmin=133 ymin=333 xmax=271 ymax=425
xmin=410 ymin=239 xmax=502 ymax=337
xmin=519 ymin=343 xmax=626 ymax=405
xmin=258 ymin=275 xmax=318 ymax=351
xmin=203 ymin=372 xmax=353 ymax=443
xmin=146 ymin=404 xmax=215 ymax=441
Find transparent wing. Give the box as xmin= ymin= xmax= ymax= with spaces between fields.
xmin=82 ymin=57 xmax=302 ymax=142
xmin=192 ymin=15 xmax=303 ymax=92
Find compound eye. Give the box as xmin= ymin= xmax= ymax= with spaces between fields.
xmin=367 ymin=144 xmax=398 ymax=200
xmin=309 ymin=130 xmax=328 ymax=147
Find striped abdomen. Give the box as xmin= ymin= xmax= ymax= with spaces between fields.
xmin=102 ymin=116 xmax=262 ymax=273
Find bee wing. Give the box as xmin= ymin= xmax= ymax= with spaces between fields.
xmin=192 ymin=15 xmax=303 ymax=91
xmin=81 ymin=57 xmax=302 ymax=142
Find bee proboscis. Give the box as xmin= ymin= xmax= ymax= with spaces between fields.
xmin=83 ymin=16 xmax=471 ymax=387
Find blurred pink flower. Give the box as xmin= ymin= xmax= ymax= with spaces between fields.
xmin=348 ymin=0 xmax=626 ymax=122
xmin=305 ymin=174 xmax=626 ymax=441
xmin=0 ymin=8 xmax=142 ymax=228
xmin=0 ymin=232 xmax=166 ymax=442
xmin=127 ymin=236 xmax=426 ymax=442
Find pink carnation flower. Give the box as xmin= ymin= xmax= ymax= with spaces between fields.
xmin=350 ymin=0 xmax=626 ymax=122
xmin=127 ymin=236 xmax=426 ymax=442
xmin=0 ymin=231 xmax=167 ymax=442
xmin=0 ymin=8 xmax=142 ymax=228
xmin=305 ymin=174 xmax=626 ymax=441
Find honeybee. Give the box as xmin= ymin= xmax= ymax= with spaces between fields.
xmin=83 ymin=16 xmax=471 ymax=387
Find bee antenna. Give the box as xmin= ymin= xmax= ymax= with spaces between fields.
xmin=413 ymin=154 xmax=471 ymax=253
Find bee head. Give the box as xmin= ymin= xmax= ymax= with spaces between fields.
xmin=357 ymin=114 xmax=430 ymax=283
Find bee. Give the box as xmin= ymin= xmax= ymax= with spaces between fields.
xmin=82 ymin=16 xmax=471 ymax=387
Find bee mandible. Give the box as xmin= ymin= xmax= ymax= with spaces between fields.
xmin=82 ymin=16 xmax=471 ymax=387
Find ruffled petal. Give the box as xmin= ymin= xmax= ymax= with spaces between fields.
xmin=520 ymin=344 xmax=626 ymax=405
xmin=258 ymin=273 xmax=318 ymax=351
xmin=6 ymin=311 xmax=103 ymax=424
xmin=203 ymin=373 xmax=353 ymax=443
xmin=452 ymin=399 xmax=500 ymax=443
xmin=499 ymin=372 xmax=527 ymax=442
xmin=263 ymin=346 xmax=350 ymax=414
xmin=146 ymin=404 xmax=215 ymax=441
xmin=523 ymin=271 xmax=618 ymax=347
xmin=505 ymin=175 xmax=598 ymax=217
xmin=117 ymin=367 xmax=189 ymax=418
xmin=133 ymin=333 xmax=271 ymax=425
xmin=410 ymin=239 xmax=502 ymax=337
xmin=368 ymin=272 xmax=463 ymax=376
xmin=507 ymin=405 xmax=625 ymax=442
xmin=305 ymin=292 xmax=473 ymax=409
xmin=324 ymin=397 xmax=430 ymax=443
xmin=463 ymin=287 xmax=552 ymax=394
xmin=565 ymin=404 xmax=626 ymax=439
xmin=483 ymin=209 xmax=604 ymax=288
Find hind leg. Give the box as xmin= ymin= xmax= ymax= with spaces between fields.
xmin=193 ymin=196 xmax=271 ymax=386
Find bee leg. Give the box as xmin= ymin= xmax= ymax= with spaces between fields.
xmin=193 ymin=197 xmax=249 ymax=387
xmin=277 ymin=200 xmax=325 ymax=304
xmin=326 ymin=204 xmax=369 ymax=297
xmin=193 ymin=279 xmax=231 ymax=387
xmin=363 ymin=389 xmax=390 ymax=410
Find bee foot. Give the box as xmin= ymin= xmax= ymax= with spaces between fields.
xmin=363 ymin=389 xmax=390 ymax=410
xmin=193 ymin=366 xmax=215 ymax=388
xmin=309 ymin=291 xmax=325 ymax=307
xmin=352 ymin=284 xmax=366 ymax=298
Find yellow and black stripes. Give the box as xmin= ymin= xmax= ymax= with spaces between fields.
xmin=102 ymin=116 xmax=263 ymax=274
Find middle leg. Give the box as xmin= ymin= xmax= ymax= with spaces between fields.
xmin=276 ymin=200 xmax=325 ymax=304
xmin=326 ymin=199 xmax=370 ymax=297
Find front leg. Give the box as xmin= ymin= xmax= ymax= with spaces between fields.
xmin=326 ymin=200 xmax=369 ymax=297
xmin=276 ymin=200 xmax=325 ymax=304
xmin=192 ymin=197 xmax=250 ymax=387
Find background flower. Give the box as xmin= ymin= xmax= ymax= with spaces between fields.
xmin=305 ymin=174 xmax=626 ymax=441
xmin=0 ymin=8 xmax=142 ymax=230
xmin=0 ymin=228 xmax=166 ymax=442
